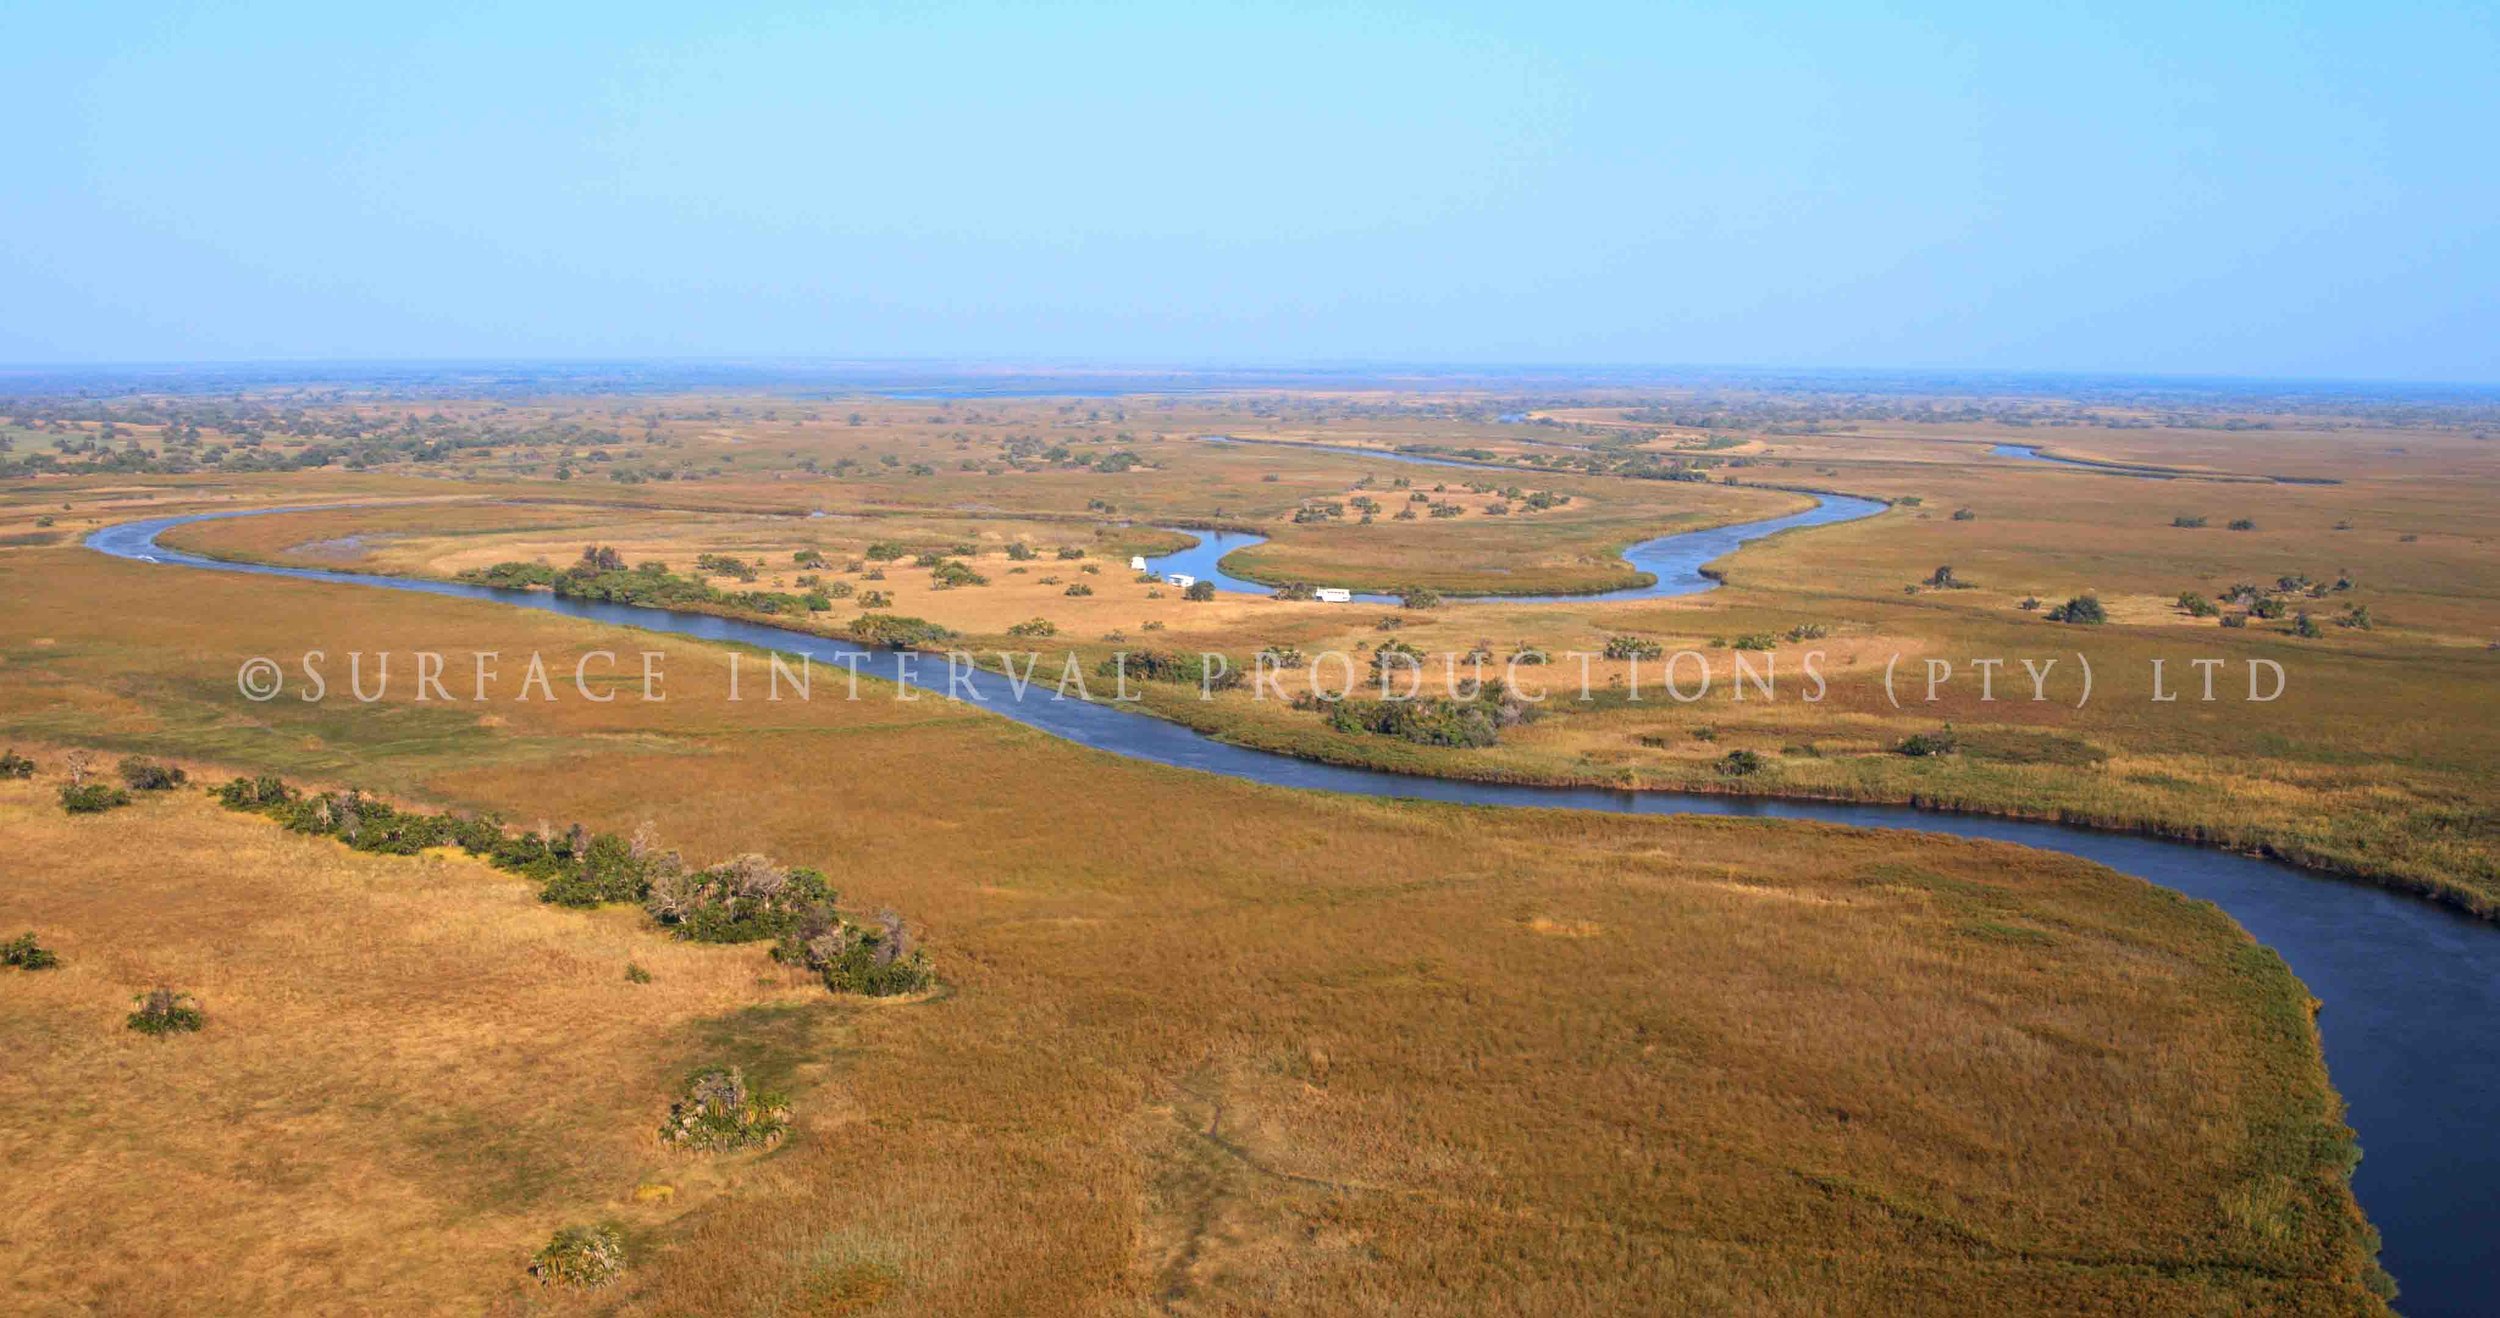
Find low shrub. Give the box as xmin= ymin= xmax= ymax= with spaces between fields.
xmin=2177 ymin=592 xmax=2219 ymax=617
xmin=0 ymin=749 xmax=33 ymax=779
xmin=776 ymin=908 xmax=934 ymax=996
xmin=2045 ymin=595 xmax=2106 ymax=625
xmin=1099 ymin=650 xmax=1242 ymax=691
xmin=59 ymin=782 xmax=132 ymax=814
xmin=118 ymin=756 xmax=188 ymax=791
xmin=1064 ymin=583 xmax=1094 ymax=597
xmin=1324 ymin=691 xmax=1532 ymax=748
xmin=2228 ymin=518 xmax=2256 ymax=531
xmin=529 ymin=1224 xmax=626 ymax=1289
xmin=849 ymin=613 xmax=955 ymax=649
xmin=1182 ymin=580 xmax=1216 ymax=602
xmin=2171 ymin=515 xmax=2207 ymax=528
xmin=1896 ymin=726 xmax=1959 ymax=757
xmin=1602 ymin=635 xmax=1664 ymax=661
xmin=928 ymin=560 xmax=987 ymax=589
xmin=1006 ymin=617 xmax=1058 ymax=637
xmin=2 ymin=932 xmax=59 ymax=970
xmin=1399 ymin=587 xmax=1442 ymax=610
xmin=647 ymin=854 xmax=837 ymax=943
xmin=1717 ymin=749 xmax=1766 ymax=777
xmin=127 ymin=987 xmax=204 ymax=1035
xmin=658 ymin=1066 xmax=792 ymax=1151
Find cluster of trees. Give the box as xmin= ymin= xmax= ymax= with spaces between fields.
xmin=209 ymin=774 xmax=931 ymax=995
xmin=1098 ymin=650 xmax=1242 ymax=691
xmin=1319 ymin=688 xmax=1536 ymax=748
xmin=460 ymin=547 xmax=834 ymax=616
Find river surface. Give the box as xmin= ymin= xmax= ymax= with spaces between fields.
xmin=1158 ymin=436 xmax=1888 ymax=603
xmin=86 ymin=508 xmax=2500 ymax=1314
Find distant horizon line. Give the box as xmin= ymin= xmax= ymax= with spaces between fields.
xmin=3 ymin=355 xmax=2496 ymax=397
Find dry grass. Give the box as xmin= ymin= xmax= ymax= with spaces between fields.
xmin=0 ymin=771 xmax=834 ymax=1316
xmin=0 ymin=537 xmax=2387 ymax=1313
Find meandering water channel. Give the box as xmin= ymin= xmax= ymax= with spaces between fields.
xmin=86 ymin=505 xmax=2498 ymax=1314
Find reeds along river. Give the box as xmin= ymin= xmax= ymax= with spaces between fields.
xmin=86 ymin=507 xmax=2500 ymax=1316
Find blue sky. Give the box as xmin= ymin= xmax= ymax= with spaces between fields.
xmin=6 ymin=1 xmax=2495 ymax=380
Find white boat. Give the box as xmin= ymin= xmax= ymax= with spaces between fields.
xmin=1165 ymin=573 xmax=1196 ymax=589
xmin=1314 ymin=587 xmax=1352 ymax=603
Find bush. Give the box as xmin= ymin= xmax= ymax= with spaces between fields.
xmin=2171 ymin=515 xmax=2208 ymax=528
xmin=2292 ymin=612 xmax=2324 ymax=638
xmin=1716 ymin=749 xmax=1766 ymax=777
xmin=1098 ymin=650 xmax=1242 ymax=691
xmin=0 ymin=749 xmax=33 ymax=779
xmin=2228 ymin=518 xmax=2256 ymax=531
xmin=1950 ymin=507 xmax=1976 ymax=521
xmin=2220 ymin=612 xmax=2249 ymax=628
xmin=117 ymin=756 xmax=188 ymax=791
xmin=1399 ymin=587 xmax=1442 ymax=610
xmin=1006 ymin=617 xmax=1058 ymax=638
xmin=928 ymin=559 xmax=987 ymax=589
xmin=127 ymin=987 xmax=204 ymax=1035
xmin=849 ymin=613 xmax=955 ymax=649
xmin=776 ymin=908 xmax=933 ymax=996
xmin=1271 ymin=581 xmax=1317 ymax=601
xmin=2177 ymin=592 xmax=2219 ymax=617
xmin=1602 ymin=635 xmax=1664 ymax=661
xmin=646 ymin=854 xmax=837 ymax=943
xmin=59 ymin=782 xmax=132 ymax=814
xmin=529 ymin=1224 xmax=626 ymax=1289
xmin=658 ymin=1066 xmax=792 ymax=1151
xmin=1896 ymin=726 xmax=1959 ymax=757
xmin=2 ymin=932 xmax=59 ymax=970
xmin=1182 ymin=579 xmax=1216 ymax=602
xmin=2045 ymin=595 xmax=2106 ymax=625
xmin=1064 ymin=583 xmax=1094 ymax=597
xmin=215 ymin=774 xmax=297 ymax=809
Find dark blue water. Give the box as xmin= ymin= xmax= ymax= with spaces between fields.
xmin=88 ymin=509 xmax=2499 ymax=1313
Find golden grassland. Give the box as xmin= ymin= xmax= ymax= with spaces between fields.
xmin=0 ymin=775 xmax=835 ymax=1316
xmin=87 ymin=399 xmax=2500 ymax=914
xmin=0 ymin=541 xmax=2389 ymax=1313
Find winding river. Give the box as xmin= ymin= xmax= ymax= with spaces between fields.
xmin=1142 ymin=494 xmax=1889 ymax=604
xmin=86 ymin=506 xmax=2499 ymax=1314
xmin=1162 ymin=433 xmax=1884 ymax=602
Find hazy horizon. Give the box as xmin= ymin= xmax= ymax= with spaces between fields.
xmin=8 ymin=2 xmax=2495 ymax=383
